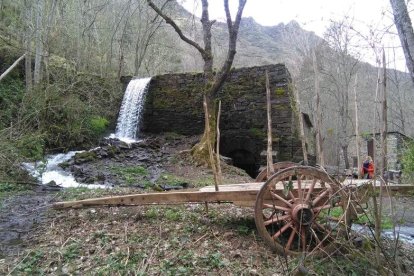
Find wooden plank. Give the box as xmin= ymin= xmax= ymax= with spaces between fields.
xmin=53 ymin=190 xmax=259 ymax=209
xmin=52 ymin=179 xmax=414 ymax=209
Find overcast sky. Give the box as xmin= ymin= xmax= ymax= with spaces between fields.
xmin=180 ymin=0 xmax=412 ymax=71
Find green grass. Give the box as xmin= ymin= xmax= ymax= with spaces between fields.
xmin=157 ymin=173 xmax=187 ymax=186
xmin=16 ymin=250 xmax=45 ymax=274
xmin=320 ymin=206 xmax=394 ymax=229
xmin=355 ymin=213 xmax=394 ymax=230
xmin=63 ymin=242 xmax=80 ymax=261
xmin=57 ymin=186 xmax=111 ymax=201
xmin=110 ymin=165 xmax=149 ymax=186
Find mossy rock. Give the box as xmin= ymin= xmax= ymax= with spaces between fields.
xmin=74 ymin=151 xmax=97 ymax=164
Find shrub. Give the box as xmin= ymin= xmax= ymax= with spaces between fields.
xmin=89 ymin=116 xmax=109 ymax=136
xmin=16 ymin=132 xmax=45 ymax=160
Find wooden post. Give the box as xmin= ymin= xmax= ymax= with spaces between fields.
xmin=204 ymin=95 xmax=219 ymax=191
xmin=266 ymin=71 xmax=275 ymax=176
xmin=215 ymin=100 xmax=223 ymax=185
xmin=381 ymin=49 xmax=388 ymax=176
xmin=353 ymin=73 xmax=361 ymax=178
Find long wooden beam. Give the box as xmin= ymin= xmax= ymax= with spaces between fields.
xmin=52 ymin=182 xmax=414 ymax=210
xmin=53 ymin=190 xmax=259 ymax=209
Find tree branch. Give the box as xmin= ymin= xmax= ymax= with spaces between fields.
xmin=210 ymin=0 xmax=247 ymax=96
xmin=147 ymin=0 xmax=207 ymax=58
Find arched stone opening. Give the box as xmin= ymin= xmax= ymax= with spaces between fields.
xmin=220 ymin=131 xmax=263 ymax=178
xmin=228 ymin=149 xmax=260 ymax=178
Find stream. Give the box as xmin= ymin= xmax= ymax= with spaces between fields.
xmin=22 ymin=151 xmax=109 ymax=189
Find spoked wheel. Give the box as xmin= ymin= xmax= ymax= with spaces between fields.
xmin=255 ymin=161 xmax=298 ymax=182
xmin=255 ymin=166 xmax=352 ymax=257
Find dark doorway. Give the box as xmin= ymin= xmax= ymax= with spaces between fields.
xmin=228 ymin=149 xmax=260 ymax=178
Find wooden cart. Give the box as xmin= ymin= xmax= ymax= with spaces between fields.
xmin=53 ymin=165 xmax=412 ymax=257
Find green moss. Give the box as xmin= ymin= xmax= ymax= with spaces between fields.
xmin=273 ymin=104 xmax=288 ymax=110
xmin=274 ymin=87 xmax=285 ymax=96
xmin=249 ymin=128 xmax=266 ymax=139
xmin=74 ymin=151 xmax=97 ymax=164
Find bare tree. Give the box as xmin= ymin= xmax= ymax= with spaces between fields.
xmin=147 ymin=0 xmax=247 ymax=162
xmin=23 ymin=0 xmax=33 ymax=92
xmin=322 ymin=19 xmax=360 ymax=169
xmin=33 ymin=0 xmax=44 ymax=84
xmin=390 ymin=0 xmax=414 ymax=84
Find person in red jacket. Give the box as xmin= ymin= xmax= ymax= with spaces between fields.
xmin=362 ymin=156 xmax=374 ymax=179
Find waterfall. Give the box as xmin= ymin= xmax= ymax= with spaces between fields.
xmin=113 ymin=77 xmax=151 ymax=142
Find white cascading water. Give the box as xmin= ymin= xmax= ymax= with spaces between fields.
xmin=24 ymin=77 xmax=152 ymax=188
xmin=113 ymin=77 xmax=152 ymax=142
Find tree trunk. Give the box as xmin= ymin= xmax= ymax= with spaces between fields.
xmin=390 ymin=0 xmax=414 ymax=84
xmin=33 ymin=0 xmax=44 ymax=84
xmin=43 ymin=0 xmax=58 ymax=84
xmin=191 ymin=93 xmax=217 ymax=163
xmin=147 ymin=0 xmax=246 ymax=164
xmin=24 ymin=0 xmax=33 ymax=93
xmin=313 ymin=51 xmax=324 ymax=166
xmin=292 ymin=82 xmax=308 ymax=165
xmin=353 ymin=74 xmax=361 ymax=177
xmin=381 ymin=50 xmax=388 ymax=175
xmin=266 ymin=71 xmax=275 ymax=175
xmin=342 ymin=145 xmax=350 ymax=169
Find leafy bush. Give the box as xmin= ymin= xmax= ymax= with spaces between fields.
xmin=89 ymin=116 xmax=109 ymax=136
xmin=0 ymin=77 xmax=25 ymax=129
xmin=16 ymin=132 xmax=45 ymax=160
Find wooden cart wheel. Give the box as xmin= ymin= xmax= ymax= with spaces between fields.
xmin=255 ymin=162 xmax=298 ymax=182
xmin=254 ymin=166 xmax=352 ymax=257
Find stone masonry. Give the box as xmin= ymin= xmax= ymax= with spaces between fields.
xmin=125 ymin=64 xmax=309 ymax=176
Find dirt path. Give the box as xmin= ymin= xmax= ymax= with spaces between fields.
xmin=0 ymin=187 xmax=56 ymax=258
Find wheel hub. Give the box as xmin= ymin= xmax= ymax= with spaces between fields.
xmin=292 ymin=204 xmax=313 ymax=225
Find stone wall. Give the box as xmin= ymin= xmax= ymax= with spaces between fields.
xmin=131 ymin=64 xmax=306 ymax=176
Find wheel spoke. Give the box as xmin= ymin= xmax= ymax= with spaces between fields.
xmin=285 ymin=228 xmax=296 ymax=251
xmin=272 ymin=221 xmax=293 ymax=239
xmin=263 ymin=203 xmax=290 ymax=212
xmin=301 ymin=228 xmax=307 ymax=252
xmin=305 ymin=178 xmax=317 ymax=202
xmin=270 ymin=191 xmax=293 ymax=208
xmin=312 ymin=189 xmax=330 ymax=206
xmin=264 ymin=214 xmax=290 ymax=226
xmin=312 ymin=204 xmax=333 ymax=213
xmin=255 ymin=166 xmax=350 ymax=256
